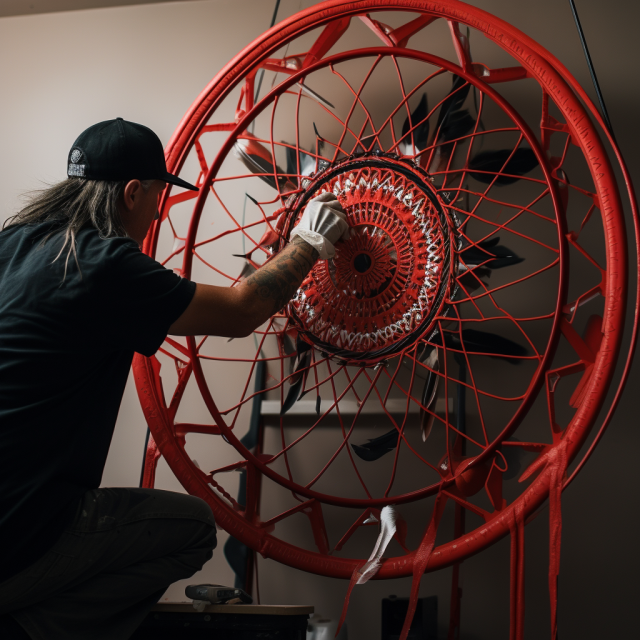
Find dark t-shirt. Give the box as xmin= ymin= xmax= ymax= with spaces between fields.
xmin=0 ymin=222 xmax=196 ymax=583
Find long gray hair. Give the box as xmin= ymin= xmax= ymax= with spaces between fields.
xmin=3 ymin=177 xmax=149 ymax=277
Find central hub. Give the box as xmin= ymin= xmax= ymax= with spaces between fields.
xmin=286 ymin=155 xmax=453 ymax=362
xmin=353 ymin=253 xmax=373 ymax=274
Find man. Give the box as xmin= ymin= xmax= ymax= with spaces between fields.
xmin=0 ymin=118 xmax=348 ymax=640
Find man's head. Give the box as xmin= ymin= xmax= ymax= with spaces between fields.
xmin=119 ymin=178 xmax=166 ymax=245
xmin=67 ymin=118 xmax=197 ymax=191
xmin=65 ymin=118 xmax=198 ymax=246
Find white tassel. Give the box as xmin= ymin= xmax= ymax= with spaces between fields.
xmin=356 ymin=506 xmax=396 ymax=584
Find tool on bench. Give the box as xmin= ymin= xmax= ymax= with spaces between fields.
xmin=185 ymin=584 xmax=253 ymax=605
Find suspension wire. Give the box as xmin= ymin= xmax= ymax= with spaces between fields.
xmin=568 ymin=0 xmax=617 ymax=144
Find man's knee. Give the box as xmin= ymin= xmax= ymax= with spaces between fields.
xmin=198 ymin=523 xmax=217 ymax=565
xmin=173 ymin=495 xmax=217 ymax=558
xmin=182 ymin=494 xmax=216 ymax=530
xmin=176 ymin=512 xmax=217 ymax=573
xmin=123 ymin=489 xmax=218 ymax=563
xmin=125 ymin=489 xmax=216 ymax=527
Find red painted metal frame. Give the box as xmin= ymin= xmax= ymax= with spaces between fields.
xmin=156 ymin=46 xmax=568 ymax=511
xmin=133 ymin=0 xmax=634 ymax=589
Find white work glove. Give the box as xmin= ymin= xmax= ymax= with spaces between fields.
xmin=290 ymin=192 xmax=349 ymax=259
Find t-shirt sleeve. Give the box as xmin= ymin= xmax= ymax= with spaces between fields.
xmin=97 ymin=238 xmax=196 ymax=356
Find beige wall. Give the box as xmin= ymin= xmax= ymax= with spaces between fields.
xmin=1 ymin=1 xmax=638 ymax=638
xmin=0 ymin=0 xmax=194 ymax=19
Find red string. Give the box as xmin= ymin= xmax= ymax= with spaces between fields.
xmin=509 ymin=502 xmax=526 ymax=640
xmin=547 ymin=443 xmax=568 ymax=640
xmin=398 ymin=492 xmax=448 ymax=640
xmin=335 ymin=562 xmax=366 ymax=636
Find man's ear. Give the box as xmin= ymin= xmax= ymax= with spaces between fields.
xmin=122 ymin=179 xmax=143 ymax=212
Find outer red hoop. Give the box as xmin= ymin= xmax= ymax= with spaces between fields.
xmin=133 ymin=0 xmax=631 ymax=579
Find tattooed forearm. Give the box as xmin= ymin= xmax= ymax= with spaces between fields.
xmin=245 ymin=236 xmax=319 ymax=316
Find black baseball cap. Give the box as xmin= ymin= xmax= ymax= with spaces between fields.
xmin=67 ymin=117 xmax=198 ymax=191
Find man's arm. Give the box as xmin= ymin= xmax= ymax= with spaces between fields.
xmin=169 ymin=193 xmax=348 ymax=338
xmin=168 ymin=237 xmax=318 ymax=338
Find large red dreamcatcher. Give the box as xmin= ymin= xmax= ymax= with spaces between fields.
xmin=133 ymin=2 xmax=638 ymax=638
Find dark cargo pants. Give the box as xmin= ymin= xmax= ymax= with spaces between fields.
xmin=0 ymin=488 xmax=217 ymax=640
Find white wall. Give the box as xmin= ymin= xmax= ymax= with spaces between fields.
xmin=1 ymin=1 xmax=639 ymax=639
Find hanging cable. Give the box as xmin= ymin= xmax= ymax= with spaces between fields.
xmin=568 ymin=0 xmax=616 ymax=143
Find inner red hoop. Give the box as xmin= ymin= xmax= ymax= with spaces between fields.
xmin=286 ymin=155 xmax=454 ymax=361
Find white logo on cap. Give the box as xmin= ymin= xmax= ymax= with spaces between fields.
xmin=70 ymin=149 xmax=83 ymax=164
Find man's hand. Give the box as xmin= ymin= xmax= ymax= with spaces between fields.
xmin=289 ymin=192 xmax=349 ymax=259
xmin=169 ymin=194 xmax=350 ymax=338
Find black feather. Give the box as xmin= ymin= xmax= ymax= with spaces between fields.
xmin=401 ymin=93 xmax=429 ymax=152
xmin=457 ymin=267 xmax=491 ymax=294
xmin=280 ymin=351 xmax=310 ymax=416
xmin=313 ymin=123 xmax=327 ymax=155
xmin=438 ymin=109 xmax=476 ymax=143
xmin=285 ymin=145 xmax=296 ymax=178
xmin=462 ymin=236 xmax=523 ymax=270
xmin=285 ymin=144 xmax=316 ymax=180
xmin=439 ymin=329 xmax=527 ymax=363
xmin=233 ymin=141 xmax=287 ymax=191
xmin=289 ymin=336 xmax=312 ymax=376
xmin=434 ymin=75 xmax=471 ymax=143
xmin=280 ymin=338 xmax=313 ymax=416
xmin=298 ymin=82 xmax=334 ymax=109
xmin=282 ymin=332 xmax=296 ymax=357
xmin=468 ymin=148 xmax=538 ymax=185
xmin=351 ymin=429 xmax=400 ymax=462
xmin=280 ymin=381 xmax=301 ymax=416
xmin=279 ymin=330 xmax=296 ymax=378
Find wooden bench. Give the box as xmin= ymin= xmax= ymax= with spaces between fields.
xmin=131 ymin=602 xmax=314 ymax=639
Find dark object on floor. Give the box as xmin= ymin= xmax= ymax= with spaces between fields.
xmin=381 ymin=595 xmax=437 ymax=640
xmin=130 ymin=603 xmax=313 ymax=640
xmin=185 ymin=584 xmax=252 ymax=605
xmin=0 ymin=614 xmax=30 ymax=640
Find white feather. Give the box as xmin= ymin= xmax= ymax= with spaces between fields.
xmin=356 ymin=506 xmax=397 ymax=584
